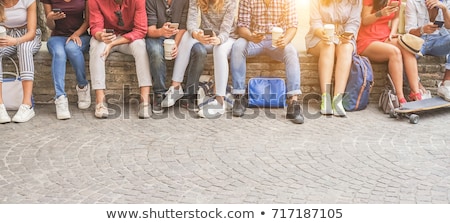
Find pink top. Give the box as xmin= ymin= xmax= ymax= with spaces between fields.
xmin=356 ymin=0 xmax=397 ymax=54
xmin=89 ymin=0 xmax=147 ymax=42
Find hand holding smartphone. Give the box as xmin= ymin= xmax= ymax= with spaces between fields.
xmin=169 ymin=23 xmax=179 ymax=29
xmin=388 ymin=1 xmax=399 ymax=7
xmin=434 ymin=21 xmax=444 ymax=28
xmin=203 ymin=28 xmax=214 ymax=36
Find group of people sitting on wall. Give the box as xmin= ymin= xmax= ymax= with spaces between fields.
xmin=0 ymin=0 xmax=449 ymax=125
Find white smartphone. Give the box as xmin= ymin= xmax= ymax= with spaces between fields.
xmin=169 ymin=23 xmax=179 ymax=29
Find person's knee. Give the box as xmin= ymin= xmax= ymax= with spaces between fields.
xmin=232 ymin=38 xmax=248 ymax=52
xmin=191 ymin=43 xmax=207 ymax=59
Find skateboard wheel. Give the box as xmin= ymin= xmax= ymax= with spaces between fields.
xmin=409 ymin=114 xmax=419 ymax=124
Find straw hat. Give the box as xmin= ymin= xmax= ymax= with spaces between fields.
xmin=398 ymin=33 xmax=424 ymax=56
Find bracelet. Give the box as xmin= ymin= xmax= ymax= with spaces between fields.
xmin=419 ymin=26 xmax=424 ymax=35
xmin=375 ymin=11 xmax=382 ymax=18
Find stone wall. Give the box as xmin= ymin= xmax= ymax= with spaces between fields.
xmin=3 ymin=46 xmax=444 ymax=105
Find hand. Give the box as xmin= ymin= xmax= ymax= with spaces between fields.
xmin=422 ymin=22 xmax=439 ymax=34
xmin=0 ymin=36 xmax=18 ymax=47
xmin=388 ymin=33 xmax=398 ymax=41
xmin=273 ymin=35 xmax=289 ymax=48
xmin=339 ymin=33 xmax=353 ymax=44
xmin=101 ymin=29 xmax=116 ymax=44
xmin=66 ymin=34 xmax=82 ymax=47
xmin=318 ymin=29 xmax=332 ymax=44
xmin=160 ymin=22 xmax=179 ymax=38
xmin=380 ymin=3 xmax=399 ymax=17
xmin=171 ymin=44 xmax=178 ymax=59
xmin=100 ymin=43 xmax=113 ymax=61
xmin=425 ymin=0 xmax=446 ymax=10
xmin=249 ymin=32 xmax=265 ymax=43
xmin=193 ymin=30 xmax=213 ymax=45
xmin=47 ymin=11 xmax=66 ymax=21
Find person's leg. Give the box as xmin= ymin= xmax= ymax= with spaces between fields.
xmin=12 ymin=28 xmax=42 ymax=122
xmin=213 ymin=38 xmax=235 ymax=97
xmin=197 ymin=38 xmax=234 ymax=118
xmin=47 ymin=36 xmax=68 ymax=98
xmin=68 ymin=35 xmax=91 ymax=109
xmin=172 ymin=32 xmax=199 ymax=87
xmin=308 ymin=41 xmax=335 ymax=115
xmin=390 ymin=39 xmax=421 ymax=100
xmin=422 ymin=34 xmax=450 ymax=100
xmin=119 ymin=39 xmax=152 ymax=104
xmin=361 ymin=41 xmax=406 ymax=103
xmin=230 ymin=38 xmax=265 ymax=117
xmin=66 ymin=35 xmax=90 ymax=88
xmin=266 ymin=42 xmax=303 ymax=124
xmin=117 ymin=40 xmax=152 ymax=119
xmin=89 ymin=37 xmax=109 ymax=118
xmin=145 ymin=37 xmax=166 ymax=94
xmin=0 ymin=44 xmax=17 ymax=123
xmin=332 ymin=41 xmax=353 ymax=117
xmin=48 ymin=36 xmax=72 ymax=119
xmin=185 ymin=42 xmax=207 ymax=96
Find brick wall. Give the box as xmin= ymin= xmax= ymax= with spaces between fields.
xmin=2 ymin=46 xmax=444 ymax=104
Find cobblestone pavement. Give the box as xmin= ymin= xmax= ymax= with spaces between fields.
xmin=1 ymin=102 xmax=449 ymax=204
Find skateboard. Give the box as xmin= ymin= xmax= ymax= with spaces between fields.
xmin=392 ymin=96 xmax=450 ymax=124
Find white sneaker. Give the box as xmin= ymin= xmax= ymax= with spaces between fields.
xmin=437 ymin=80 xmax=450 ymax=101
xmin=76 ymin=83 xmax=91 ymax=109
xmin=320 ymin=93 xmax=333 ymax=115
xmin=332 ymin=94 xmax=347 ymax=117
xmin=138 ymin=103 xmax=150 ymax=119
xmin=55 ymin=95 xmax=71 ymax=120
xmin=197 ymin=99 xmax=225 ymax=118
xmin=161 ymin=86 xmax=184 ymax=108
xmin=0 ymin=104 xmax=11 ymax=124
xmin=95 ymin=102 xmax=109 ymax=119
xmin=12 ymin=104 xmax=35 ymax=123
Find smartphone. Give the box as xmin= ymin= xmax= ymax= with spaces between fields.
xmin=52 ymin=8 xmax=62 ymax=13
xmin=434 ymin=21 xmax=444 ymax=28
xmin=342 ymin=31 xmax=353 ymax=37
xmin=105 ymin=29 xmax=114 ymax=34
xmin=203 ymin=28 xmax=214 ymax=36
xmin=169 ymin=23 xmax=179 ymax=29
xmin=389 ymin=1 xmax=399 ymax=7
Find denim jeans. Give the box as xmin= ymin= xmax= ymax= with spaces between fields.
xmin=230 ymin=36 xmax=302 ymax=97
xmin=421 ymin=29 xmax=450 ymax=70
xmin=146 ymin=37 xmax=167 ymax=95
xmin=47 ymin=35 xmax=90 ymax=98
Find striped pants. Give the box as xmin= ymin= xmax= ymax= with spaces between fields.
xmin=0 ymin=28 xmax=42 ymax=82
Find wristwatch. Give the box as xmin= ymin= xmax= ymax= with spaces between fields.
xmin=419 ymin=26 xmax=424 ymax=35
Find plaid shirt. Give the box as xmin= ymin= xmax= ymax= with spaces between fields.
xmin=237 ymin=0 xmax=298 ymax=33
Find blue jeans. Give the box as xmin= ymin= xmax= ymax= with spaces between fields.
xmin=421 ymin=29 xmax=450 ymax=70
xmin=146 ymin=37 xmax=206 ymax=95
xmin=47 ymin=35 xmax=90 ymax=98
xmin=230 ymin=36 xmax=302 ymax=96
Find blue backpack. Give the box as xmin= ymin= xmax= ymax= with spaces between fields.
xmin=343 ymin=54 xmax=374 ymax=111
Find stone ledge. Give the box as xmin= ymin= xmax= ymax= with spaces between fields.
xmin=4 ymin=43 xmax=444 ymax=104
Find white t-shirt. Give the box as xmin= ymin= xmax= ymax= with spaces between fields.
xmin=0 ymin=0 xmax=35 ymax=28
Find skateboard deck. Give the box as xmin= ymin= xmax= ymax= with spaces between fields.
xmin=394 ymin=96 xmax=450 ymax=113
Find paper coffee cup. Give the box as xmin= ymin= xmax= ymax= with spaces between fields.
xmin=164 ymin=39 xmax=175 ymax=60
xmin=271 ymin=27 xmax=283 ymax=47
xmin=0 ymin=26 xmax=6 ymax=37
xmin=324 ymin=24 xmax=335 ymax=41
